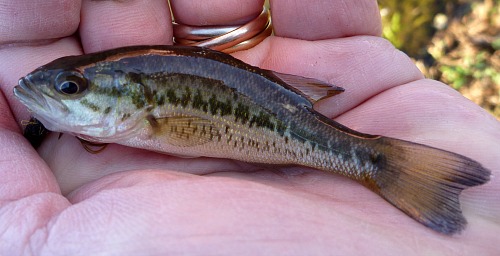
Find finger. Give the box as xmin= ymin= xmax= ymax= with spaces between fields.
xmin=270 ymin=0 xmax=382 ymax=40
xmin=336 ymin=79 xmax=500 ymax=165
xmin=0 ymin=91 xmax=60 ymax=199
xmin=0 ymin=2 xmax=82 ymax=239
xmin=0 ymin=0 xmax=82 ymax=123
xmin=336 ymin=79 xmax=500 ymax=219
xmin=0 ymin=1 xmax=81 ymax=44
xmin=79 ymin=0 xmax=172 ymax=53
xmin=55 ymin=171 xmax=498 ymax=253
xmin=39 ymin=133 xmax=258 ymax=194
xmin=0 ymin=38 xmax=83 ymax=126
xmin=170 ymin=0 xmax=264 ymax=25
xmin=0 ymin=90 xmax=69 ymax=251
xmin=234 ymin=36 xmax=424 ymax=117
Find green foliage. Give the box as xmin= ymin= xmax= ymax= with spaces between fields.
xmin=378 ymin=0 xmax=452 ymax=57
xmin=382 ymin=12 xmax=402 ymax=49
xmin=380 ymin=0 xmax=500 ymax=119
xmin=439 ymin=52 xmax=499 ymax=89
xmin=440 ymin=66 xmax=469 ymax=89
xmin=493 ymin=38 xmax=500 ymax=50
xmin=440 ymin=52 xmax=500 ymax=89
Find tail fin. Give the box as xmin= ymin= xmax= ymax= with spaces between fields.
xmin=363 ymin=137 xmax=491 ymax=235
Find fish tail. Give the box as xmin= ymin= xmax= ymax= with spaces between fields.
xmin=360 ymin=137 xmax=491 ymax=235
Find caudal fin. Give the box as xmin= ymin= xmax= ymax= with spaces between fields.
xmin=363 ymin=137 xmax=491 ymax=235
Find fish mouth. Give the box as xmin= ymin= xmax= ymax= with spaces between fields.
xmin=14 ymin=77 xmax=70 ymax=131
xmin=13 ymin=77 xmax=47 ymax=109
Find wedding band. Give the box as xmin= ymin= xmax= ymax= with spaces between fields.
xmin=173 ymin=7 xmax=272 ymax=53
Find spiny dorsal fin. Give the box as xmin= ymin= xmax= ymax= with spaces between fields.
xmin=147 ymin=114 xmax=220 ymax=147
xmin=270 ymin=71 xmax=344 ymax=103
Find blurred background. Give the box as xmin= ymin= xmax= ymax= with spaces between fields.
xmin=264 ymin=0 xmax=499 ymax=119
xmin=379 ymin=0 xmax=499 ymax=119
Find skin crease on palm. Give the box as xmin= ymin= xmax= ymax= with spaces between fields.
xmin=0 ymin=0 xmax=499 ymax=254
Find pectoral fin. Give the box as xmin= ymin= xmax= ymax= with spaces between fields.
xmin=270 ymin=71 xmax=344 ymax=103
xmin=147 ymin=115 xmax=220 ymax=147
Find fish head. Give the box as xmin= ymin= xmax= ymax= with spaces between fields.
xmin=13 ymin=55 xmax=150 ymax=142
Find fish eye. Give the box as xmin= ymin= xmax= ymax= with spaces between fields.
xmin=55 ymin=71 xmax=88 ymax=96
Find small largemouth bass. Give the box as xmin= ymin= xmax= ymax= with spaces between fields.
xmin=14 ymin=45 xmax=490 ymax=234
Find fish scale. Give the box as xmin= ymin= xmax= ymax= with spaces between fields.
xmin=139 ymin=71 xmax=327 ymax=167
xmin=13 ymin=45 xmax=490 ymax=235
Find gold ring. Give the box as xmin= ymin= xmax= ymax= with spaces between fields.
xmin=173 ymin=7 xmax=272 ymax=53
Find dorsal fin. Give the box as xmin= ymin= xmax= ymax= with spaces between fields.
xmin=270 ymin=71 xmax=344 ymax=103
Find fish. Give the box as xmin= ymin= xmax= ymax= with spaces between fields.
xmin=13 ymin=45 xmax=490 ymax=235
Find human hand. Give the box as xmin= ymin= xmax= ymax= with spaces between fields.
xmin=1 ymin=0 xmax=499 ymax=254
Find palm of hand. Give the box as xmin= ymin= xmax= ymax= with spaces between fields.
xmin=0 ymin=0 xmax=499 ymax=254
